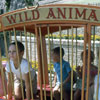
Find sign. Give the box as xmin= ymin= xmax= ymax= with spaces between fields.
xmin=2 ymin=6 xmax=100 ymax=26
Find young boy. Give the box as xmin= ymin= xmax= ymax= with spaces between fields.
xmin=52 ymin=47 xmax=71 ymax=100
xmin=5 ymin=41 xmax=37 ymax=100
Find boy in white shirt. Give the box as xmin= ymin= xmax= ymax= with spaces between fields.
xmin=6 ymin=41 xmax=37 ymax=100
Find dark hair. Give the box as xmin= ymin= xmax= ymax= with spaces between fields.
xmin=52 ymin=47 xmax=64 ymax=57
xmin=9 ymin=41 xmax=24 ymax=52
xmin=81 ymin=49 xmax=95 ymax=62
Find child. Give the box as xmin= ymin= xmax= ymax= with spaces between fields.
xmin=51 ymin=47 xmax=71 ymax=100
xmin=5 ymin=41 xmax=37 ymax=100
xmin=74 ymin=49 xmax=97 ymax=100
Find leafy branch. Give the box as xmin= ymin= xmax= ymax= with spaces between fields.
xmin=5 ymin=0 xmax=11 ymax=11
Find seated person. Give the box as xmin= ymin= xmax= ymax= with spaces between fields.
xmin=5 ymin=41 xmax=37 ymax=100
xmin=51 ymin=47 xmax=71 ymax=100
xmin=74 ymin=49 xmax=97 ymax=100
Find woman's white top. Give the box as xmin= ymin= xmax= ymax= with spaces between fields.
xmin=94 ymin=74 xmax=100 ymax=100
xmin=5 ymin=58 xmax=36 ymax=81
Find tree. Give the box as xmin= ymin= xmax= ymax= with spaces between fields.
xmin=5 ymin=0 xmax=11 ymax=11
xmin=5 ymin=0 xmax=36 ymax=11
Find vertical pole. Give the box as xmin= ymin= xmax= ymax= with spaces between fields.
xmin=81 ymin=25 xmax=87 ymax=100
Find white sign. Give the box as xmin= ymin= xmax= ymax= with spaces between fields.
xmin=2 ymin=6 xmax=100 ymax=26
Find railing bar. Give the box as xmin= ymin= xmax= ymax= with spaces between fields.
xmin=29 ymin=33 xmax=32 ymax=61
xmin=81 ymin=25 xmax=87 ymax=100
xmin=24 ymin=26 xmax=34 ymax=100
xmin=59 ymin=26 xmax=63 ymax=100
xmin=71 ymin=26 xmax=74 ymax=100
xmin=67 ymin=29 xmax=70 ymax=62
xmin=93 ymin=26 xmax=96 ymax=64
xmin=86 ymin=25 xmax=91 ymax=100
xmin=0 ymin=49 xmax=7 ymax=99
xmin=47 ymin=25 xmax=53 ymax=100
xmin=39 ymin=26 xmax=47 ymax=100
xmin=35 ymin=26 xmax=43 ymax=100
xmin=76 ymin=28 xmax=78 ymax=70
xmin=33 ymin=34 xmax=37 ymax=69
xmin=3 ymin=30 xmax=16 ymax=100
xmin=13 ymin=28 xmax=25 ymax=100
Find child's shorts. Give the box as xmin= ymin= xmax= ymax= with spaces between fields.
xmin=14 ymin=73 xmax=37 ymax=95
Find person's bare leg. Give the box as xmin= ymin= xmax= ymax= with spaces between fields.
xmin=15 ymin=85 xmax=22 ymax=100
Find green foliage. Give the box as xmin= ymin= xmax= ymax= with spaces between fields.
xmin=5 ymin=0 xmax=36 ymax=11
xmin=5 ymin=0 xmax=11 ymax=11
xmin=45 ymin=34 xmax=100 ymax=41
xmin=25 ymin=0 xmax=34 ymax=6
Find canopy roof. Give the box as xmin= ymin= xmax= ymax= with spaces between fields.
xmin=1 ymin=4 xmax=100 ymax=35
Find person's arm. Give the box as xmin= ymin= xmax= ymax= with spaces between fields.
xmin=63 ymin=71 xmax=71 ymax=86
xmin=7 ymin=72 xmax=14 ymax=100
xmin=47 ymin=72 xmax=57 ymax=88
xmin=25 ymin=73 xmax=31 ymax=100
xmin=52 ymin=72 xmax=57 ymax=87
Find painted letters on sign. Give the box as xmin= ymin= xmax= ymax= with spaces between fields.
xmin=2 ymin=6 xmax=100 ymax=26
